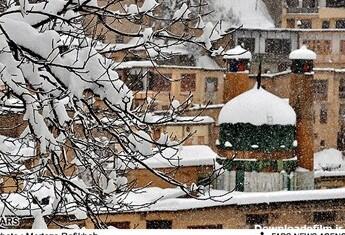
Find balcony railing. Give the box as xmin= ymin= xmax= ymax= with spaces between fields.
xmin=287 ymin=7 xmax=319 ymax=13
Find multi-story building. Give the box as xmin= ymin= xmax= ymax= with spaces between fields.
xmin=282 ymin=0 xmax=345 ymax=29
xmin=225 ymin=28 xmax=345 ymax=73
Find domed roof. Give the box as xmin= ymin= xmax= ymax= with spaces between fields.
xmin=289 ymin=45 xmax=316 ymax=60
xmin=223 ymin=45 xmax=252 ymax=60
xmin=218 ymin=86 xmax=296 ymax=126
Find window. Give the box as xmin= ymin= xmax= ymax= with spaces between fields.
xmin=340 ymin=41 xmax=345 ymax=54
xmin=97 ymin=14 xmax=106 ymax=23
xmin=339 ymin=104 xmax=345 ymax=120
xmin=58 ymin=45 xmax=69 ymax=54
xmin=326 ymin=0 xmax=345 ymax=7
xmin=148 ymin=73 xmax=171 ymax=92
xmin=116 ymin=35 xmax=124 ymax=44
xmin=286 ymin=0 xmax=299 ymax=7
xmin=313 ymin=211 xmax=336 ymax=223
xmin=337 ymin=131 xmax=345 ymax=150
xmin=197 ymin=175 xmax=211 ymax=186
xmin=336 ymin=19 xmax=345 ymax=28
xmin=322 ymin=21 xmax=330 ymax=29
xmin=205 ymin=77 xmax=218 ymax=93
xmin=299 ymin=19 xmax=312 ymax=29
xmin=287 ymin=19 xmax=295 ymax=28
xmin=320 ymin=103 xmax=328 ymax=124
xmin=124 ymin=69 xmax=145 ymax=91
xmin=265 ymin=39 xmax=291 ymax=55
xmin=188 ymin=224 xmax=223 ymax=229
xmin=302 ymin=0 xmax=316 ymax=8
xmin=181 ymin=74 xmax=196 ymax=92
xmin=246 ymin=214 xmax=269 ymax=228
xmin=313 ymin=80 xmax=328 ymax=100
xmin=303 ymin=40 xmax=331 ymax=55
xmin=340 ymin=78 xmax=345 ymax=98
xmin=238 ymin=38 xmax=255 ymax=53
xmin=146 ymin=220 xmax=172 ymax=229
xmin=320 ymin=140 xmax=326 ymax=147
xmin=153 ymin=128 xmax=161 ymax=140
xmin=108 ymin=221 xmax=130 ymax=229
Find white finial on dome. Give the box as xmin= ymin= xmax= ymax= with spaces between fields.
xmin=223 ymin=45 xmax=252 ymax=60
xmin=289 ymin=45 xmax=316 ymax=60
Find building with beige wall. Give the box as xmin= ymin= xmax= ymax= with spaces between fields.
xmin=226 ymin=28 xmax=345 ymax=74
xmin=126 ymin=145 xmax=218 ymax=188
xmin=116 ymin=62 xmax=225 ymax=110
xmin=282 ymin=0 xmax=345 ymax=29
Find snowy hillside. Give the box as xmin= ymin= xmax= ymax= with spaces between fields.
xmin=207 ymin=0 xmax=275 ymax=29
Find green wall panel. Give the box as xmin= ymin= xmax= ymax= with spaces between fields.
xmin=219 ymin=123 xmax=296 ymax=152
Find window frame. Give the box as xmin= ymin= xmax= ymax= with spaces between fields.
xmin=146 ymin=220 xmax=172 ymax=229
xmin=180 ymin=73 xmax=196 ymax=92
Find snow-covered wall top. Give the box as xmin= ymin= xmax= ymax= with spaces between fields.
xmin=207 ymin=0 xmax=275 ymax=29
xmin=223 ymin=45 xmax=252 ymax=60
xmin=218 ymin=86 xmax=296 ymax=126
xmin=314 ymin=148 xmax=344 ymax=171
xmin=289 ymin=46 xmax=317 ymax=60
xmin=139 ymin=145 xmax=218 ymax=169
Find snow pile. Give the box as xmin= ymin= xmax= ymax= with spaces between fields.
xmin=314 ymin=148 xmax=344 ymax=172
xmin=289 ymin=45 xmax=317 ymax=60
xmin=113 ymin=61 xmax=157 ymax=69
xmin=218 ymin=86 xmax=296 ymax=126
xmin=173 ymin=3 xmax=191 ymax=20
xmin=197 ymin=22 xmax=226 ymax=49
xmin=145 ymin=115 xmax=215 ymax=125
xmin=223 ymin=45 xmax=252 ymax=60
xmin=128 ymin=131 xmax=153 ymax=156
xmin=112 ymin=187 xmax=345 ymax=212
xmin=195 ymin=55 xmax=221 ymax=70
xmin=206 ymin=0 xmax=275 ymax=29
xmin=138 ymin=145 xmax=218 ymax=169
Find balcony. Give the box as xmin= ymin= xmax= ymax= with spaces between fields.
xmin=286 ymin=7 xmax=319 ymax=13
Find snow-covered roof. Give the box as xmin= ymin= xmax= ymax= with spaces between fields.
xmin=8 ymin=185 xmax=345 ymax=217
xmin=0 ymin=97 xmax=24 ymax=113
xmin=195 ymin=55 xmax=221 ymax=70
xmin=110 ymin=187 xmax=345 ymax=213
xmin=289 ymin=45 xmax=317 ymax=60
xmin=113 ymin=60 xmax=157 ymax=69
xmin=218 ymin=86 xmax=296 ymax=126
xmin=145 ymin=114 xmax=215 ymax=125
xmin=223 ymin=45 xmax=252 ymax=60
xmin=314 ymin=148 xmax=344 ymax=172
xmin=138 ymin=145 xmax=219 ymax=169
xmin=207 ymin=0 xmax=275 ymax=29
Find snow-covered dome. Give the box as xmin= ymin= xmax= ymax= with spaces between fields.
xmin=289 ymin=45 xmax=316 ymax=60
xmin=218 ymin=86 xmax=296 ymax=126
xmin=223 ymin=45 xmax=252 ymax=60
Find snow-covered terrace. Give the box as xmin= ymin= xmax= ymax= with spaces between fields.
xmin=145 ymin=115 xmax=215 ymax=125
xmin=100 ymin=187 xmax=345 ymax=213
xmin=7 ymin=185 xmax=345 ymax=217
xmin=136 ymin=145 xmax=219 ymax=169
xmin=112 ymin=55 xmax=223 ymax=71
